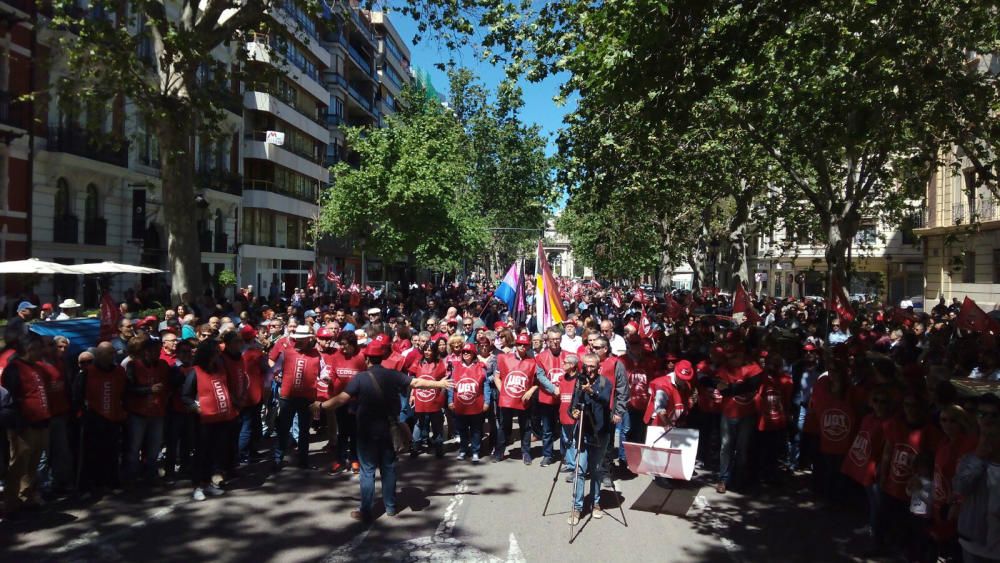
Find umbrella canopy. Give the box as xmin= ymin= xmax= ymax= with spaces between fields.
xmin=63 ymin=261 xmax=166 ymax=275
xmin=0 ymin=258 xmax=79 ymax=274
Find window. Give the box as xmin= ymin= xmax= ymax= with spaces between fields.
xmin=963 ymin=251 xmax=976 ymax=283
xmin=855 ymin=223 xmax=878 ymax=246
xmin=55 ymin=178 xmax=71 ymax=217
xmin=137 ymin=116 xmax=160 ymax=167
xmin=84 ymin=184 xmax=99 ymax=221
xmin=994 ymin=249 xmax=1000 ymax=284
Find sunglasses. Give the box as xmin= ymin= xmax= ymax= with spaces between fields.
xmin=593 ymin=345 xmax=607 ymax=350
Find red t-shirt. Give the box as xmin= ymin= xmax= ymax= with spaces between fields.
xmin=841 ymin=413 xmax=889 ymax=487
xmin=931 ymin=434 xmax=977 ymax=540
xmin=809 ymin=377 xmax=857 ymax=455
xmin=756 ymin=371 xmax=793 ymax=431
xmin=411 ymin=360 xmax=447 ymax=413
xmin=881 ymin=417 xmax=943 ymax=501
xmin=718 ymin=363 xmax=762 ymax=419
xmin=326 ymin=350 xmax=366 ymax=398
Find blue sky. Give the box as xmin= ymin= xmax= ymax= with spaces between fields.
xmin=388 ymin=12 xmax=573 ymax=156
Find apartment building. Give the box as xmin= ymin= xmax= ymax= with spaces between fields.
xmin=0 ymin=0 xmax=32 ymax=296
xmin=21 ymin=2 xmax=241 ymax=306
xmin=754 ymin=213 xmax=924 ymax=305
xmin=915 ymin=147 xmax=1000 ymax=307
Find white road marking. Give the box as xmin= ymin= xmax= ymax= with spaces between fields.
xmin=321 ymin=479 xmax=527 ymax=562
xmin=53 ymin=500 xmax=185 ymax=555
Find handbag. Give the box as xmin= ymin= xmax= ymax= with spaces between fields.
xmin=366 ymin=370 xmax=412 ymax=454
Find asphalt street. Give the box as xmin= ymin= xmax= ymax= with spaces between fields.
xmin=3 ymin=431 xmax=870 ymax=563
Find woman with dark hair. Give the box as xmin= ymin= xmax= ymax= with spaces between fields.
xmin=409 ymin=342 xmax=447 ymax=458
xmin=183 ymin=338 xmax=237 ymax=501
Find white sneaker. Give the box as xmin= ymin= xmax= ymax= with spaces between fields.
xmin=456 ymin=451 xmax=467 ymax=460
xmin=205 ymin=484 xmax=225 ymax=497
xmin=192 ymin=488 xmax=206 ymax=501
xmin=472 ymin=454 xmax=480 ymax=464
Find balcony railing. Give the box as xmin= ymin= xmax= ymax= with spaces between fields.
xmin=327 ymin=113 xmax=343 ymax=127
xmin=0 ymin=91 xmax=26 ymax=130
xmin=196 ymin=168 xmax=243 ymax=195
xmin=83 ymin=217 xmax=107 ymax=245
xmin=46 ymin=126 xmax=128 ymax=167
xmin=350 ymin=9 xmax=375 ymax=43
xmin=243 ymin=179 xmax=319 ymax=204
xmin=973 ymin=197 xmax=1000 ymax=222
xmin=953 ymin=203 xmax=966 ymax=225
xmin=326 ymin=71 xmax=348 ymax=90
xmin=346 ymin=43 xmax=372 ymax=75
xmin=54 ymin=215 xmax=79 ymax=244
xmin=245 ymin=130 xmax=322 ymax=164
xmin=347 ymin=83 xmax=372 ymax=112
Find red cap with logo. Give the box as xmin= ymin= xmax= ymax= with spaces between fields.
xmin=461 ymin=343 xmax=477 ymax=354
xmin=515 ymin=333 xmax=531 ymax=346
xmin=675 ymin=360 xmax=694 ymax=381
xmin=316 ymin=327 xmax=334 ymax=339
xmin=364 ymin=338 xmax=389 ymax=357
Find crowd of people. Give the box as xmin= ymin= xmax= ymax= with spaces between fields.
xmin=1 ymin=281 xmax=998 ymax=561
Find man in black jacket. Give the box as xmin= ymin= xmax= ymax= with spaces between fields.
xmin=568 ymin=353 xmax=613 ymax=525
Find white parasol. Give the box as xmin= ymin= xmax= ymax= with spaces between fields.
xmin=62 ymin=261 xmax=166 ymax=275
xmin=0 ymin=258 xmax=79 ymax=274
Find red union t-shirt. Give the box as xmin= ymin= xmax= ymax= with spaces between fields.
xmin=809 ymin=377 xmax=857 ymax=455
xmin=881 ymin=417 xmax=943 ymax=501
xmin=718 ymin=363 xmax=762 ymax=419
xmin=841 ymin=413 xmax=889 ymax=487
xmin=756 ymin=371 xmax=793 ymax=431
xmin=931 ymin=433 xmax=977 ymax=540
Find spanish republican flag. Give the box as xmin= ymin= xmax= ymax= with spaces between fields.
xmin=535 ymin=240 xmax=567 ymax=332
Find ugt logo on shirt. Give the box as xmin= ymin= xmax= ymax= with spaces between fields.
xmin=504 ymin=371 xmax=528 ymax=398
xmin=456 ymin=379 xmax=480 ymax=403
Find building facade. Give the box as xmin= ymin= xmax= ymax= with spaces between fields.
xmin=4 ymin=2 xmax=417 ymax=305
xmin=915 ymin=144 xmax=1000 ymax=308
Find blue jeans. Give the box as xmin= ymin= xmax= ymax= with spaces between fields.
xmin=454 ymin=414 xmax=483 ymax=456
xmin=125 ymin=414 xmax=165 ymax=482
xmin=719 ymin=415 xmax=754 ymax=486
xmin=534 ymin=403 xmax=559 ymax=460
xmin=495 ymin=407 xmax=531 ymax=459
xmin=788 ymin=404 xmax=807 ymax=468
xmin=414 ymin=412 xmax=444 ymax=448
xmin=616 ymin=409 xmax=632 ymax=461
xmin=573 ymin=432 xmax=610 ymax=511
xmin=357 ymin=434 xmax=397 ymax=516
xmin=274 ymin=397 xmax=311 ymax=465
xmin=238 ymin=405 xmax=262 ymax=462
xmin=561 ymin=424 xmax=578 ymax=470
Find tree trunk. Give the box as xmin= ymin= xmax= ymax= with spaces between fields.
xmin=824 ymin=210 xmax=860 ymax=305
xmin=727 ymin=190 xmax=752 ymax=292
xmin=157 ymin=120 xmax=203 ymax=304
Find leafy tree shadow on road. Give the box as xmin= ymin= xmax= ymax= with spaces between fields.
xmin=2 ymin=433 xmax=523 ymax=562
xmin=678 ymin=474 xmax=870 ymax=563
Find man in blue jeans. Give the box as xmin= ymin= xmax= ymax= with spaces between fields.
xmin=316 ymin=335 xmax=452 ymax=522
xmin=568 ymin=353 xmax=614 ymax=525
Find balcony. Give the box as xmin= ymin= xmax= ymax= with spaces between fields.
xmin=346 ymin=42 xmax=372 ymax=75
xmin=326 ymin=113 xmax=343 ymax=127
xmin=46 ymin=126 xmax=128 ymax=167
xmin=83 ymin=217 xmax=107 ymax=245
xmin=0 ymin=0 xmax=35 ymax=19
xmin=53 ymin=215 xmax=79 ymax=244
xmin=346 ymin=83 xmax=372 ymax=113
xmin=953 ymin=203 xmax=966 ymax=225
xmin=326 ymin=71 xmax=348 ymax=90
xmin=244 ymin=130 xmax=322 ymax=165
xmin=196 ymin=168 xmax=243 ymax=196
xmin=243 ymin=178 xmax=318 ymax=203
xmin=0 ymin=91 xmax=27 ymax=131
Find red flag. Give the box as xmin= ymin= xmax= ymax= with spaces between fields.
xmin=831 ymin=276 xmax=855 ymax=323
xmin=325 ymin=261 xmax=338 ymax=283
xmin=664 ymin=293 xmax=683 ymax=320
xmin=307 ymin=268 xmax=316 ymax=289
xmin=956 ymin=297 xmax=990 ymax=332
xmin=732 ymin=285 xmax=761 ymax=324
xmin=611 ymin=288 xmax=622 ymax=309
xmin=639 ymin=305 xmax=653 ymax=338
xmin=634 ymin=288 xmax=647 ymax=306
xmin=99 ymin=289 xmax=120 ymax=343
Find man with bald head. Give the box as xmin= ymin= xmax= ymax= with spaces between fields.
xmin=76 ymin=342 xmax=128 ymax=493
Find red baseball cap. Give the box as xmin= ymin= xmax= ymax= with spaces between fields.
xmin=675 ymin=360 xmax=694 ymax=381
xmin=447 ymin=318 xmax=459 ymax=325
xmin=144 ymin=315 xmax=158 ymax=326
xmin=461 ymin=343 xmax=477 ymax=354
xmin=515 ymin=333 xmax=530 ymax=346
xmin=239 ymin=325 xmax=257 ymax=340
xmin=803 ymin=343 xmax=817 ymax=352
xmin=41 ymin=303 xmax=53 ymax=311
xmin=316 ymin=327 xmax=334 ymax=339
xmin=364 ymin=339 xmax=389 ymax=357
xmin=493 ymin=321 xmax=507 ymax=330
